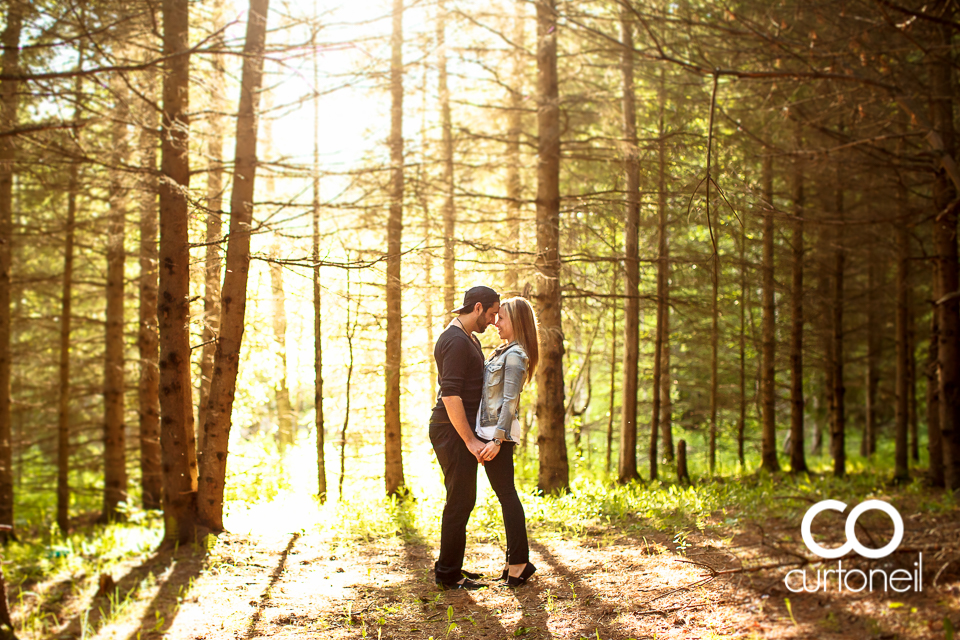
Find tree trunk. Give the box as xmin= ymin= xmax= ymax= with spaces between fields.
xmin=197 ymin=32 xmax=226 ymax=458
xmin=864 ymin=248 xmax=878 ymax=457
xmin=0 ymin=0 xmax=22 ymax=540
xmin=383 ymin=0 xmax=406 ymax=497
xmin=158 ymin=0 xmax=198 ymax=545
xmin=656 ymin=70 xmax=673 ymax=464
xmin=606 ymin=270 xmax=616 ymax=473
xmin=196 ymin=0 xmax=270 ymax=531
xmin=138 ymin=94 xmax=162 ymax=511
xmin=312 ymin=7 xmax=325 ymax=502
xmin=821 ymin=245 xmax=835 ymax=459
xmin=57 ymin=160 xmax=77 ymax=533
xmin=535 ymin=0 xmax=568 ymax=494
xmin=57 ymin=52 xmax=83 ymax=532
xmin=707 ymin=75 xmax=719 ymax=476
xmin=339 ymin=270 xmax=356 ymax=501
xmin=504 ymin=0 xmax=525 ymax=294
xmin=438 ymin=0 xmax=456 ymax=316
xmin=102 ymin=88 xmax=130 ymax=522
xmin=650 ymin=61 xmax=669 ymax=480
xmin=738 ymin=218 xmax=747 ymax=469
xmin=789 ymin=142 xmax=806 ymax=474
xmin=677 ymin=440 xmax=690 ymax=485
xmin=660 ymin=308 xmax=673 ymax=462
xmin=930 ymin=19 xmax=960 ymax=491
xmin=927 ymin=269 xmax=943 ymax=487
xmin=762 ymin=153 xmax=783 ymax=472
xmin=894 ymin=211 xmax=910 ymax=482
xmin=618 ymin=9 xmax=640 ymax=484
xmin=830 ymin=178 xmax=846 ymax=478
xmin=908 ymin=286 xmax=919 ymax=463
xmin=270 ymin=259 xmax=294 ymax=450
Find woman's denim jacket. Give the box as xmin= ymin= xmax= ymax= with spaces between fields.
xmin=477 ymin=342 xmax=528 ymax=441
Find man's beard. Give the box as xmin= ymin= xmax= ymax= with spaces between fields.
xmin=475 ymin=316 xmax=488 ymax=332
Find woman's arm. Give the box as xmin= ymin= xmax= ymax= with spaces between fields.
xmin=493 ymin=351 xmax=527 ymax=441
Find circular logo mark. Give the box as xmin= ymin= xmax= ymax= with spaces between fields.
xmin=800 ymin=499 xmax=904 ymax=559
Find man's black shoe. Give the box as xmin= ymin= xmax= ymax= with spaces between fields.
xmin=461 ymin=569 xmax=483 ymax=580
xmin=436 ymin=577 xmax=486 ymax=591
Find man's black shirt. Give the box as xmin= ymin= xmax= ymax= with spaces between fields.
xmin=431 ymin=323 xmax=485 ymax=427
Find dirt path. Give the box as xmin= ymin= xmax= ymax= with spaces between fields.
xmin=129 ymin=518 xmax=958 ymax=640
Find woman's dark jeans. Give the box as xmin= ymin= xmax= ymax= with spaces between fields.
xmin=479 ymin=438 xmax=529 ymax=567
xmin=430 ymin=423 xmax=530 ymax=584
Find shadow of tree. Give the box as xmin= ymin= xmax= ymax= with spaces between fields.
xmin=240 ymin=532 xmax=300 ymax=640
xmin=51 ymin=544 xmax=203 ymax=640
xmin=124 ymin=546 xmax=205 ymax=640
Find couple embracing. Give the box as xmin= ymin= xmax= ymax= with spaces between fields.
xmin=429 ymin=286 xmax=539 ymax=591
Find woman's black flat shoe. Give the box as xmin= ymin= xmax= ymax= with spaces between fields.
xmin=506 ymin=562 xmax=536 ymax=587
xmin=496 ymin=568 xmax=508 ymax=581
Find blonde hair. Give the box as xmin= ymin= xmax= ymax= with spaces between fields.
xmin=499 ymin=296 xmax=539 ymax=385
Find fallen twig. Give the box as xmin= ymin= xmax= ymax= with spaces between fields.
xmin=633 ymin=600 xmax=726 ymax=617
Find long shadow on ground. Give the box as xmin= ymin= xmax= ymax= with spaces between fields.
xmin=240 ymin=532 xmax=300 ymax=640
xmin=52 ymin=545 xmax=203 ymax=640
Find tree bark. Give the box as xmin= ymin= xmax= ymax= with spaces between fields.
xmin=196 ymin=0 xmax=270 ymax=531
xmin=535 ymin=0 xmax=568 ymax=494
xmin=438 ymin=0 xmax=456 ymax=315
xmin=102 ymin=87 xmax=130 ymax=522
xmin=894 ymin=207 xmax=910 ymax=482
xmin=830 ymin=176 xmax=846 ymax=478
xmin=312 ymin=5 xmax=325 ymax=502
xmin=908 ymin=286 xmax=918 ymax=463
xmin=57 ymin=159 xmax=77 ymax=533
xmin=339 ymin=271 xmax=356 ymax=501
xmin=57 ymin=49 xmax=83 ymax=532
xmin=606 ymin=269 xmax=616 ymax=473
xmin=864 ymin=247 xmax=878 ymax=457
xmin=504 ymin=0 xmax=525 ymax=294
xmin=930 ymin=19 xmax=960 ymax=491
xmin=737 ymin=217 xmax=747 ymax=469
xmin=0 ymin=0 xmax=22 ymax=540
xmin=197 ymin=14 xmax=226 ymax=457
xmin=789 ymin=141 xmax=806 ymax=475
xmin=270 ymin=259 xmax=294 ymax=450
xmin=138 ymin=94 xmax=162 ymax=511
xmin=676 ymin=439 xmax=690 ymax=485
xmin=618 ymin=9 xmax=640 ymax=484
xmin=762 ymin=153 xmax=783 ymax=472
xmin=927 ymin=269 xmax=943 ymax=487
xmin=650 ymin=62 xmax=669 ymax=479
xmin=383 ymin=0 xmax=406 ymax=497
xmin=705 ymin=75 xmax=720 ymax=475
xmin=158 ymin=0 xmax=198 ymax=545
xmin=660 ymin=306 xmax=673 ymax=462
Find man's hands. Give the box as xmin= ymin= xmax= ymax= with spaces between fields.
xmin=467 ymin=438 xmax=488 ymax=465
xmin=439 ymin=396 xmax=502 ymax=465
xmin=442 ymin=396 xmax=488 ymax=465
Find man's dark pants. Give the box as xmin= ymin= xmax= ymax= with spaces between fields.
xmin=429 ymin=421 xmax=477 ymax=584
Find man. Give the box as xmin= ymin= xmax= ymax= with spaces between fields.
xmin=430 ymin=285 xmax=500 ymax=590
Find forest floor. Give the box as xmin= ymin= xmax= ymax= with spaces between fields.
xmin=12 ymin=477 xmax=960 ymax=640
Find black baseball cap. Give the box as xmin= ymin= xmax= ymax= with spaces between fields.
xmin=451 ymin=285 xmax=500 ymax=315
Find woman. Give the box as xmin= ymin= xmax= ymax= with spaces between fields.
xmin=476 ymin=296 xmax=538 ymax=587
